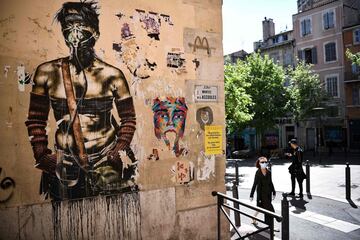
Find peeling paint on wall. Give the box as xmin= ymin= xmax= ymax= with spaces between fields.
xmin=197 ymin=151 xmax=215 ymax=181
xmin=166 ymin=49 xmax=186 ymax=74
xmin=6 ymin=106 xmax=13 ymax=127
xmin=53 ymin=192 xmax=141 ymax=239
xmin=113 ymin=39 xmax=157 ymax=80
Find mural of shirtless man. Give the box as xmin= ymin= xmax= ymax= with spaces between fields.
xmin=25 ymin=1 xmax=137 ymax=200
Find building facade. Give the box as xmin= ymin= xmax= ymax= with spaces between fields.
xmin=343 ymin=24 xmax=360 ymax=149
xmin=293 ymin=0 xmax=360 ymax=151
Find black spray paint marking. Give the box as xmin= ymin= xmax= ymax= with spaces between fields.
xmin=0 ymin=167 xmax=16 ymax=203
xmin=192 ymin=58 xmax=200 ymax=69
xmin=53 ymin=192 xmax=141 ymax=240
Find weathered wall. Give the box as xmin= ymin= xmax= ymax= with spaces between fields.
xmin=0 ymin=0 xmax=227 ymax=239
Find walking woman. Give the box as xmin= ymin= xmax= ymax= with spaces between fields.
xmin=250 ymin=156 xmax=276 ymax=227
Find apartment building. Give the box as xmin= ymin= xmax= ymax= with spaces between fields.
xmin=343 ymin=24 xmax=360 ymax=149
xmin=293 ymin=0 xmax=360 ymax=151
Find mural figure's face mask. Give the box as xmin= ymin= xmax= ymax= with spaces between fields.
xmin=62 ymin=15 xmax=98 ymax=73
xmin=63 ymin=22 xmax=96 ymax=49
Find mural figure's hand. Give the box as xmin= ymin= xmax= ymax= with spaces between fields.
xmin=35 ymin=153 xmax=57 ymax=175
xmin=107 ymin=149 xmax=123 ymax=172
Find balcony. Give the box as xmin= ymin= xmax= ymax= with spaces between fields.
xmin=344 ymin=71 xmax=360 ymax=82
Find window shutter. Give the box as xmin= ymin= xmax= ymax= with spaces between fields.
xmin=353 ymin=88 xmax=360 ymax=105
xmin=323 ymin=13 xmax=328 ymax=29
xmin=301 ymin=20 xmax=305 ymax=36
xmin=311 ymin=47 xmax=317 ymax=64
xmin=329 ymin=12 xmax=334 ymax=28
xmin=298 ymin=50 xmax=303 ymax=61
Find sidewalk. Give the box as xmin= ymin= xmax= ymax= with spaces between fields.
xmin=226 ymin=152 xmax=360 ymax=206
xmin=226 ymin=188 xmax=360 ymax=240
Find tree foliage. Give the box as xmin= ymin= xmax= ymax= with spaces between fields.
xmin=245 ymin=53 xmax=288 ymax=133
xmin=224 ymin=52 xmax=288 ymax=133
xmin=224 ymin=60 xmax=253 ymax=132
xmin=346 ymin=48 xmax=360 ymax=65
xmin=286 ymin=61 xmax=329 ymax=121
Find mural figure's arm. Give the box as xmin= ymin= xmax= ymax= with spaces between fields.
xmin=25 ymin=63 xmax=56 ymax=174
xmin=107 ymin=70 xmax=136 ymax=169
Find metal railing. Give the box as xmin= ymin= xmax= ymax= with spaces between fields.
xmin=212 ymin=191 xmax=283 ymax=240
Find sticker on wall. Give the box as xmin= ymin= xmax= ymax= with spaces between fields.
xmin=152 ymin=97 xmax=188 ymax=157
xmin=166 ymin=49 xmax=186 ymax=74
xmin=172 ymin=160 xmax=194 ymax=184
xmin=194 ymin=85 xmax=218 ymax=102
xmin=196 ymin=106 xmax=213 ymax=130
xmin=197 ymin=151 xmax=215 ymax=181
xmin=135 ymin=9 xmax=174 ymax=40
xmin=121 ymin=23 xmax=135 ymax=40
xmin=205 ymin=125 xmax=223 ymax=155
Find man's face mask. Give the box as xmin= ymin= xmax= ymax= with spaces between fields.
xmin=63 ymin=22 xmax=96 ymax=49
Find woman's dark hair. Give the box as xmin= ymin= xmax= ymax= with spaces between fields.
xmin=55 ymin=1 xmax=100 ymax=35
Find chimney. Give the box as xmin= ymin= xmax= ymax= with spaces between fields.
xmin=262 ymin=17 xmax=275 ymax=41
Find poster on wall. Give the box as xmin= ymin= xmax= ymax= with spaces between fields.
xmin=204 ymin=125 xmax=222 ymax=155
xmin=24 ymin=1 xmax=138 ymax=201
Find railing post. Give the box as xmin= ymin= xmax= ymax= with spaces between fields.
xmin=346 ymin=162 xmax=351 ymax=200
xmin=235 ymin=160 xmax=239 ymax=185
xmin=281 ymin=193 xmax=289 ymax=240
xmin=232 ymin=181 xmax=241 ymax=227
xmin=306 ymin=160 xmax=310 ymax=194
xmin=216 ymin=193 xmax=223 ymax=240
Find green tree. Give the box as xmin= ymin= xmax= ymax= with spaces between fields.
xmin=224 ymin=60 xmax=253 ymax=132
xmin=245 ymin=53 xmax=288 ymax=134
xmin=346 ymin=48 xmax=360 ymax=65
xmin=286 ymin=61 xmax=329 ymax=122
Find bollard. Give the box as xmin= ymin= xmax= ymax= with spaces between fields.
xmin=235 ymin=160 xmax=239 ymax=185
xmin=346 ymin=163 xmax=351 ymax=200
xmin=232 ymin=181 xmax=241 ymax=227
xmin=306 ymin=160 xmax=310 ymax=194
xmin=281 ymin=193 xmax=289 ymax=240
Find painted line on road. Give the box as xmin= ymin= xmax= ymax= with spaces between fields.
xmin=238 ymin=199 xmax=360 ymax=233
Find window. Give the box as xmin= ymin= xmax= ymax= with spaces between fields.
xmin=323 ymin=10 xmax=334 ymax=30
xmin=324 ymin=42 xmax=337 ymax=62
xmin=326 ymin=76 xmax=338 ymax=97
xmin=301 ymin=18 xmax=311 ymax=36
xmin=354 ymin=29 xmax=360 ymax=44
xmin=352 ymin=86 xmax=360 ymax=105
xmin=298 ymin=47 xmax=317 ymax=64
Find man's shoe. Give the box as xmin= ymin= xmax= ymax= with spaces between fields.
xmin=287 ymin=192 xmax=295 ymax=196
xmin=298 ymin=193 xmax=304 ymax=199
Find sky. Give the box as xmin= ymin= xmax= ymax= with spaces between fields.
xmin=222 ymin=0 xmax=298 ymax=55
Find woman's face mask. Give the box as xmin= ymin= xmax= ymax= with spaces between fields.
xmin=260 ymin=162 xmax=268 ymax=169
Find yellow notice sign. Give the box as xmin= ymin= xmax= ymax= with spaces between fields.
xmin=205 ymin=125 xmax=223 ymax=155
